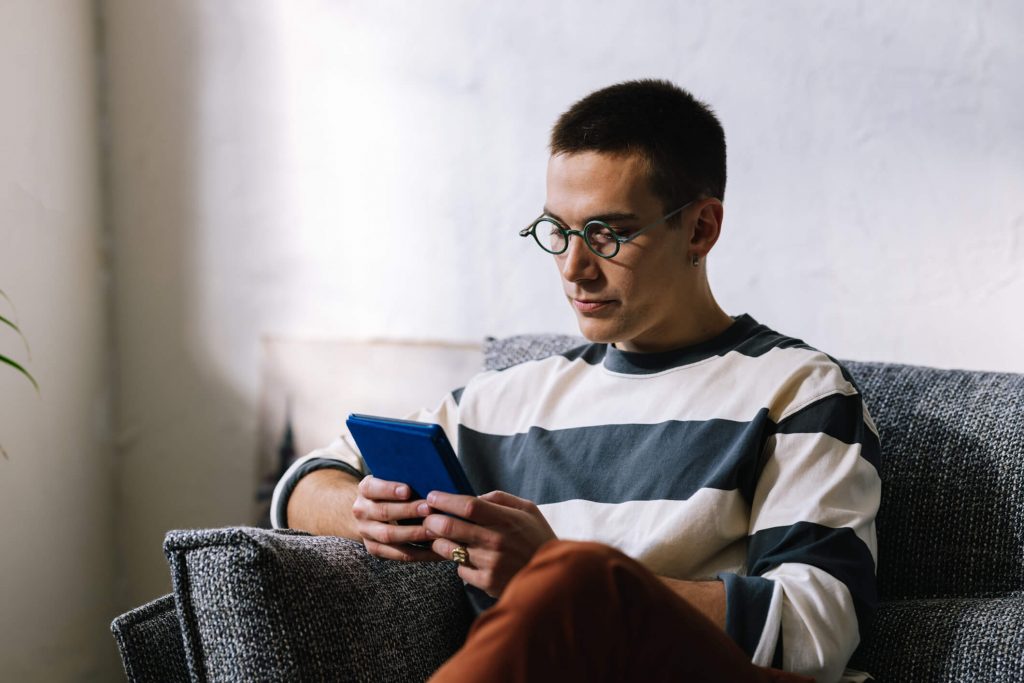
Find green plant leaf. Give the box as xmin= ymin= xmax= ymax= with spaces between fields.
xmin=1 ymin=289 xmax=36 ymax=458
xmin=0 ymin=292 xmax=32 ymax=359
xmin=0 ymin=287 xmax=15 ymax=314
xmin=1 ymin=313 xmax=21 ymax=333
xmin=1 ymin=312 xmax=32 ymax=354
xmin=0 ymin=353 xmax=38 ymax=392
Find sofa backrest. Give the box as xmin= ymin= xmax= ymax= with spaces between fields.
xmin=483 ymin=334 xmax=1024 ymax=602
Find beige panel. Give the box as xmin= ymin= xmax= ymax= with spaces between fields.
xmin=255 ymin=338 xmax=482 ymax=518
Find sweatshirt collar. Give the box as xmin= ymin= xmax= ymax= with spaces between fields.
xmin=602 ymin=314 xmax=760 ymax=375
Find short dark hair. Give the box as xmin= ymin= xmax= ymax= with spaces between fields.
xmin=550 ymin=79 xmax=726 ymax=211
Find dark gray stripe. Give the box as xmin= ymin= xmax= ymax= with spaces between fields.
xmin=718 ymin=573 xmax=776 ymax=658
xmin=596 ymin=315 xmax=824 ymax=376
xmin=601 ymin=314 xmax=761 ymax=374
xmin=558 ymin=342 xmax=607 ymax=365
xmin=775 ymin=392 xmax=881 ymax=472
xmin=458 ymin=390 xmax=879 ymax=507
xmin=451 ymin=387 xmax=465 ymax=406
xmin=732 ymin=328 xmax=813 ymax=358
xmin=458 ymin=412 xmax=774 ymax=506
xmin=510 ymin=316 xmax=829 ymax=379
xmin=748 ymin=522 xmax=877 ymax=642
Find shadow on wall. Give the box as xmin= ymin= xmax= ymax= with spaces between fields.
xmin=254 ymin=337 xmax=484 ymax=522
xmin=107 ymin=0 xmax=282 ymax=617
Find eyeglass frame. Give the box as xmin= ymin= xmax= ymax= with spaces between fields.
xmin=519 ymin=200 xmax=697 ymax=259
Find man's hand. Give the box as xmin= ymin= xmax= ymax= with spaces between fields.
xmin=421 ymin=490 xmax=557 ymax=597
xmin=352 ymin=475 xmax=445 ymax=562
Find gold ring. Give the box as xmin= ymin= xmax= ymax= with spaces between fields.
xmin=450 ymin=545 xmax=468 ymax=565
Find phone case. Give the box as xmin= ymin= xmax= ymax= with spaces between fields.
xmin=345 ymin=413 xmax=476 ymax=499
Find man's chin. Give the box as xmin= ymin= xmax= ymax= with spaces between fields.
xmin=574 ymin=317 xmax=623 ymax=344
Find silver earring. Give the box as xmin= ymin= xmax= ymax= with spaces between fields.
xmin=691 ymin=254 xmax=700 ymax=267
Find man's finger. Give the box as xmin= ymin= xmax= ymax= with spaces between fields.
xmin=431 ymin=538 xmax=491 ymax=569
xmin=479 ymin=490 xmax=534 ymax=511
xmin=365 ymin=499 xmax=429 ymax=523
xmin=359 ymin=475 xmax=413 ymax=501
xmin=364 ymin=539 xmax=446 ymax=563
xmin=359 ymin=519 xmax=433 ymax=546
xmin=422 ymin=512 xmax=490 ymax=547
xmin=426 ymin=491 xmax=507 ymax=525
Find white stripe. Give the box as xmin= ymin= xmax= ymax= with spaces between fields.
xmin=761 ymin=563 xmax=861 ymax=683
xmin=538 ymin=489 xmax=749 ymax=579
xmin=405 ymin=392 xmax=463 ymax=452
xmin=459 ymin=346 xmax=859 ymax=436
xmin=751 ymin=433 xmax=881 ymax=563
xmin=751 ymin=581 xmax=784 ymax=667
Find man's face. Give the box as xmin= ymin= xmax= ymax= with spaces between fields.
xmin=544 ymin=151 xmax=700 ymax=352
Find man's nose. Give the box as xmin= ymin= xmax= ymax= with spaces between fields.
xmin=559 ymin=233 xmax=599 ymax=282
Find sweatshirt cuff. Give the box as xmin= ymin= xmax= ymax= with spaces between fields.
xmin=272 ymin=457 xmax=364 ymax=529
xmin=717 ymin=572 xmax=777 ymax=660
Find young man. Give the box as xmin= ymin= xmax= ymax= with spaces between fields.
xmin=273 ymin=80 xmax=880 ymax=683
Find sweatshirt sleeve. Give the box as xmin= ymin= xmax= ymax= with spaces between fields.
xmin=718 ymin=378 xmax=882 ymax=682
xmin=270 ymin=388 xmax=465 ymax=529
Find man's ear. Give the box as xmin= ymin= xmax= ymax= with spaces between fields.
xmin=690 ymin=198 xmax=724 ymax=259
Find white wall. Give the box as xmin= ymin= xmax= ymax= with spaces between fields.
xmin=103 ymin=0 xmax=1024 ymax=606
xmin=0 ymin=2 xmax=118 ymax=680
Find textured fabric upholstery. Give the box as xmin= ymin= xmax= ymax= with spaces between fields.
xmin=110 ymin=594 xmax=190 ymax=683
xmin=844 ymin=362 xmax=1024 ymax=600
xmin=847 ymin=593 xmax=1024 ymax=679
xmin=111 ymin=332 xmax=1024 ymax=682
xmin=482 ymin=333 xmax=585 ymax=373
xmin=164 ymin=527 xmax=473 ymax=682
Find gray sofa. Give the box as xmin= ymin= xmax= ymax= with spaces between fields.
xmin=111 ymin=334 xmax=1024 ymax=682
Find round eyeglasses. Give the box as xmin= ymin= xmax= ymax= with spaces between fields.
xmin=519 ymin=201 xmax=695 ymax=259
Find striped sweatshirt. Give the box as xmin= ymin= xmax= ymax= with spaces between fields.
xmin=272 ymin=314 xmax=881 ymax=683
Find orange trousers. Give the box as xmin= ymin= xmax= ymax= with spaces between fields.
xmin=430 ymin=540 xmax=814 ymax=683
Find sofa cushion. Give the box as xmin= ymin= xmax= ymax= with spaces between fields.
xmin=110 ymin=593 xmax=190 ymax=683
xmin=482 ymin=335 xmax=1024 ymax=601
xmin=164 ymin=526 xmax=474 ymax=682
xmin=849 ymin=593 xmax=1024 ymax=679
xmin=482 ymin=333 xmax=584 ymax=372
xmin=841 ymin=361 xmax=1024 ymax=601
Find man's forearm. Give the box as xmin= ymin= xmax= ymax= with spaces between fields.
xmin=285 ymin=468 xmax=362 ymax=539
xmin=658 ymin=576 xmax=727 ymax=631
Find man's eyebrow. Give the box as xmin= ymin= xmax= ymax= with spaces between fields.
xmin=541 ymin=208 xmax=640 ymax=224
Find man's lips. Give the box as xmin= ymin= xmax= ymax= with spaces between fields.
xmin=571 ymin=298 xmax=616 ymax=313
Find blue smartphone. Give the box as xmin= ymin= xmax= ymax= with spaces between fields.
xmin=346 ymin=414 xmax=475 ymax=549
xmin=345 ymin=413 xmax=475 ymax=500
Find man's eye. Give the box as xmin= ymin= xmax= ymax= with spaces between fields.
xmin=587 ymin=226 xmax=630 ymax=246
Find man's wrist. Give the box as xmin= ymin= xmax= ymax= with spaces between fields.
xmin=658 ymin=576 xmax=727 ymax=631
xmin=275 ymin=457 xmax=364 ymax=529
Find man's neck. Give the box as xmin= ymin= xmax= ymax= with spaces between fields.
xmin=613 ymin=306 xmax=735 ymax=354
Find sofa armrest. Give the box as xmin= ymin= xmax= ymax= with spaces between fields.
xmin=110 ymin=593 xmax=191 ymax=683
xmin=850 ymin=594 xmax=1024 ymax=680
xmin=164 ymin=526 xmax=473 ymax=683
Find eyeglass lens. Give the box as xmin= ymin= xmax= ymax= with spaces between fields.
xmin=536 ymin=219 xmax=618 ymax=257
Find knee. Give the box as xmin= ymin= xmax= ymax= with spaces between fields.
xmin=514 ymin=540 xmax=633 ymax=601
xmin=485 ymin=541 xmax=649 ymax=637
